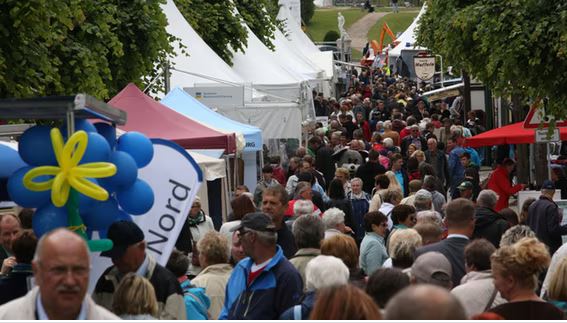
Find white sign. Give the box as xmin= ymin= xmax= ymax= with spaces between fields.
xmin=185 ymin=86 xmax=244 ymax=109
xmin=414 ymin=56 xmax=436 ymax=80
xmin=88 ymin=139 xmax=202 ymax=293
xmin=535 ymin=128 xmax=560 ymax=143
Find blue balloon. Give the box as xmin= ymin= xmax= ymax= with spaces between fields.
xmin=7 ymin=167 xmax=52 ymax=208
xmin=116 ymin=209 xmax=133 ymax=222
xmin=98 ymin=151 xmax=137 ymax=191
xmin=33 ymin=204 xmax=68 ymax=237
xmin=18 ymin=125 xmax=57 ymax=166
xmin=81 ymin=198 xmax=120 ymax=231
xmin=77 ymin=178 xmax=99 ymax=214
xmin=93 ymin=123 xmax=117 ymax=149
xmin=80 ymin=132 xmax=111 ymax=164
xmin=98 ymin=229 xmax=108 ymax=239
xmin=117 ymin=179 xmax=154 ymax=215
xmin=117 ymin=132 xmax=154 ymax=168
xmin=85 ymin=228 xmax=93 ymax=240
xmin=60 ymin=119 xmax=97 ymax=138
xmin=0 ymin=143 xmax=27 ymax=178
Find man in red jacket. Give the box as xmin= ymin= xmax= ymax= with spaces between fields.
xmin=487 ymin=158 xmax=525 ymax=211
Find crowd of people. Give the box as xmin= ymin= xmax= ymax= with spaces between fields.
xmin=0 ymin=67 xmax=566 ymax=320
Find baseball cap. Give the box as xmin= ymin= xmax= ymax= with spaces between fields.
xmin=458 ymin=181 xmax=473 ymax=191
xmin=542 ymin=180 xmax=555 ymax=190
xmin=100 ymin=220 xmax=145 ymax=258
xmin=230 ymin=212 xmax=276 ymax=233
xmin=411 ymin=252 xmax=453 ymax=288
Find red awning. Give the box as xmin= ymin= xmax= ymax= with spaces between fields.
xmin=109 ymin=84 xmax=236 ymax=153
xmin=464 ymin=122 xmax=567 ymax=148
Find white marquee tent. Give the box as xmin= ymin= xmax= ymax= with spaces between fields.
xmin=277 ymin=5 xmax=335 ymax=81
xmin=388 ymin=4 xmax=428 ymax=58
xmin=161 ymin=0 xmax=246 ymax=88
xmin=161 ymin=0 xmax=309 ymax=144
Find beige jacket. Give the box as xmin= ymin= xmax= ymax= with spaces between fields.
xmin=0 ymin=287 xmax=119 ymax=320
xmin=191 ymin=263 xmax=233 ymax=320
xmin=451 ymin=270 xmax=507 ymax=318
xmin=289 ymin=248 xmax=321 ymax=285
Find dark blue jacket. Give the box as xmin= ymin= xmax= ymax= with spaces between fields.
xmin=219 ymin=246 xmax=303 ymax=320
xmin=279 ymin=291 xmax=316 ymax=320
xmin=0 ymin=263 xmax=33 ymax=305
xmin=527 ymin=195 xmax=567 ymax=255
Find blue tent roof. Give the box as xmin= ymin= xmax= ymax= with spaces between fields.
xmin=161 ymin=88 xmax=262 ymax=152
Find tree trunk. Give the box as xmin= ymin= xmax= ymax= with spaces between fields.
xmin=511 ymin=93 xmax=529 ymax=185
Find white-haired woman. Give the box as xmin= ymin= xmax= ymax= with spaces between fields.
xmin=322 ymin=207 xmax=353 ymax=240
xmin=279 ymin=255 xmax=350 ymax=320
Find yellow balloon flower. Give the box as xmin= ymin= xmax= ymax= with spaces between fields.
xmin=23 ymin=129 xmax=117 ymax=207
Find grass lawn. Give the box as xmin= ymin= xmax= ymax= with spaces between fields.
xmin=305 ymin=8 xmax=368 ymax=42
xmin=367 ymin=11 xmax=419 ymax=43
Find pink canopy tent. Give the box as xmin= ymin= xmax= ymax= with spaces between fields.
xmin=465 ymin=122 xmax=567 ymax=147
xmin=109 ymin=84 xmax=236 ymax=153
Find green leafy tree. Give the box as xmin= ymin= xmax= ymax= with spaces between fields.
xmin=301 ymin=0 xmax=315 ymax=25
xmin=0 ymin=0 xmax=174 ymax=99
xmin=175 ymin=0 xmax=247 ymax=66
xmin=416 ymin=0 xmax=567 ymax=120
xmin=235 ymin=0 xmax=278 ymax=50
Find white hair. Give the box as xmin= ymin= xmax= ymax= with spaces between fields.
xmin=350 ymin=177 xmax=363 ymax=186
xmin=314 ymin=128 xmax=326 ymax=137
xmin=388 ymin=229 xmax=423 ymax=259
xmin=416 ymin=210 xmax=443 ymax=226
xmin=383 ymin=137 xmax=394 ymax=147
xmin=305 ymin=255 xmax=349 ymax=291
xmin=322 ymin=207 xmax=345 ymax=229
xmin=293 ymin=200 xmax=314 ymax=217
xmin=476 ymin=190 xmax=499 ymax=208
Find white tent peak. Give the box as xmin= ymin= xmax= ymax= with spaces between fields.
xmin=161 ymin=0 xmax=245 ymax=87
xmin=389 ymin=4 xmax=428 ymax=58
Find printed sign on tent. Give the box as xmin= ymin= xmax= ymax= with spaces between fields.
xmin=414 ymin=56 xmax=436 ymax=81
xmin=89 ymin=138 xmax=202 ymax=292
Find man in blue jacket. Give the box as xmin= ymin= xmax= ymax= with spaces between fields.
xmin=219 ymin=212 xmax=303 ymax=319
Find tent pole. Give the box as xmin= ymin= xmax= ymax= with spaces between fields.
xmin=224 ymin=154 xmax=233 ymax=197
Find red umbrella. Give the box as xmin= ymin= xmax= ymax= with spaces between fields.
xmin=464 ymin=122 xmax=567 ymax=147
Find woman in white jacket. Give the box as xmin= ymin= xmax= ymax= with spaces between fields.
xmin=451 ymin=239 xmax=506 ymax=318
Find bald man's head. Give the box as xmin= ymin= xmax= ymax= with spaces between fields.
xmin=385 ymin=284 xmax=466 ymax=320
xmin=32 ymin=229 xmax=90 ymax=320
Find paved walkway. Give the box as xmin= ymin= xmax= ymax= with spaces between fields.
xmin=346 ymin=12 xmax=388 ymax=51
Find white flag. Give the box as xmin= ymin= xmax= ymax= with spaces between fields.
xmin=89 ymin=139 xmax=202 ymax=292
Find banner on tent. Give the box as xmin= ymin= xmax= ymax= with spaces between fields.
xmin=89 ymin=139 xmax=202 ymax=292
xmin=185 ymin=86 xmax=244 ymax=109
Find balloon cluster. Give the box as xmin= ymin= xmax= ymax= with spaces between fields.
xmin=7 ymin=120 xmax=155 ymax=241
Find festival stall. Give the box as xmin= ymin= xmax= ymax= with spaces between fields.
xmin=464 ymin=122 xmax=567 ymax=147
xmin=188 ymin=151 xmax=230 ymax=228
xmin=109 ymin=83 xmax=237 ymax=154
xmin=161 ymin=0 xmax=307 ymax=149
xmin=162 ymin=87 xmax=263 ymax=192
xmin=0 ymin=94 xmax=203 ymax=293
